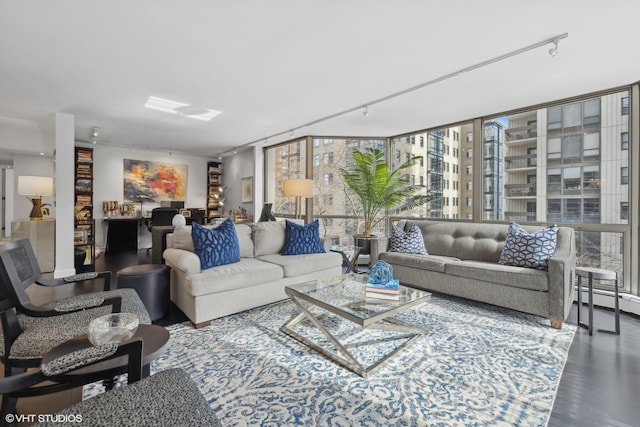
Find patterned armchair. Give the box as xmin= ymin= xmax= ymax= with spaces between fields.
xmin=0 ymin=339 xmax=220 ymax=426
xmin=0 ymin=239 xmax=151 ymax=379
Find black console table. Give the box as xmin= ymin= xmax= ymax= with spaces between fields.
xmin=104 ymin=217 xmax=146 ymax=252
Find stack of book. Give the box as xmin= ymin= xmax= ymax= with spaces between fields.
xmin=365 ymin=279 xmax=400 ymax=300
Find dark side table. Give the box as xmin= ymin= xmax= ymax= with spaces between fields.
xmin=576 ymin=266 xmax=620 ymax=335
xmin=42 ymin=324 xmax=170 ymax=387
xmin=330 ymin=246 xmax=363 ymax=274
xmin=117 ymin=264 xmax=170 ymax=321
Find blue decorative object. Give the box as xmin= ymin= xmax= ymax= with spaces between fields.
xmin=281 ymin=220 xmax=325 ymax=255
xmin=389 ymin=222 xmax=428 ymax=255
xmin=191 ymin=219 xmax=240 ymax=269
xmin=498 ymin=222 xmax=558 ymax=270
xmin=367 ymin=260 xmax=399 ymax=289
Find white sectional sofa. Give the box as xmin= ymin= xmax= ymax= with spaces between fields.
xmin=163 ymin=221 xmax=342 ymax=328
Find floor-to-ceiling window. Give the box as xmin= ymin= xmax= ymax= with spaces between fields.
xmin=311 ymin=138 xmax=385 ymax=241
xmin=483 ymin=89 xmax=629 ymax=290
xmin=264 ymin=139 xmax=307 ymax=217
xmin=390 ymin=123 xmax=474 ymax=220
xmin=263 ymin=86 xmax=635 ymax=295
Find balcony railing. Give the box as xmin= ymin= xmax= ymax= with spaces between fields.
xmin=505 ymin=211 xmax=537 ymax=221
xmin=505 ymin=154 xmax=537 ymax=170
xmin=505 ymin=124 xmax=537 ymax=142
xmin=504 ymin=183 xmax=536 ymax=197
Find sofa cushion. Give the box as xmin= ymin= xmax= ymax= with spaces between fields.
xmin=257 ymin=252 xmax=342 ymax=277
xmin=191 ymin=220 xmax=240 ymax=269
xmin=401 ymin=220 xmax=505 ymax=262
xmin=186 ymin=258 xmax=283 ymax=297
xmin=281 ymin=220 xmax=325 ymax=255
xmin=380 ymin=252 xmax=458 ymax=274
xmin=389 ymin=222 xmax=427 ymax=255
xmin=498 ymin=222 xmax=557 ymax=270
xmin=253 ymin=221 xmax=286 ymax=256
xmin=172 ymin=223 xmax=254 ymax=258
xmin=445 ymin=260 xmax=549 ymax=291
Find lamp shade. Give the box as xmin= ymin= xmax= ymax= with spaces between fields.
xmin=18 ymin=176 xmax=54 ymax=197
xmin=282 ymin=179 xmax=313 ymax=197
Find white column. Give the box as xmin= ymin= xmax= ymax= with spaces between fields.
xmin=54 ymin=113 xmax=75 ymax=278
xmin=253 ymin=146 xmax=263 ymax=220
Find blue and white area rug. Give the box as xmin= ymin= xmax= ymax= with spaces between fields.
xmin=86 ymin=296 xmax=575 ymax=426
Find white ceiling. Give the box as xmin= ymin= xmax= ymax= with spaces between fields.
xmin=1 ymin=0 xmax=639 ymax=159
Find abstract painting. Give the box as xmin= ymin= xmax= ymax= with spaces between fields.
xmin=123 ymin=159 xmax=187 ymax=202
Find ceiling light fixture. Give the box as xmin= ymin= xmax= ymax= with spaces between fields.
xmin=363 ymin=106 xmax=369 ymax=117
xmin=214 ymin=32 xmax=568 ymax=158
xmin=145 ymin=96 xmax=221 ymax=122
xmin=90 ymin=127 xmax=99 ymax=144
xmin=548 ymin=39 xmax=560 ymax=57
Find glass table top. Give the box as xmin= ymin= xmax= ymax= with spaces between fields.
xmin=285 ymin=274 xmax=431 ymax=322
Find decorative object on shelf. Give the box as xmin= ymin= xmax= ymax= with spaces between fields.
xmin=123 ymin=159 xmax=187 ymax=202
xmin=241 ymin=176 xmax=254 ymax=203
xmin=207 ymin=161 xmax=223 ymax=219
xmin=259 ymin=203 xmax=276 ymax=221
xmin=179 ymin=208 xmax=191 ymax=217
xmin=17 ymin=175 xmax=54 ymax=220
xmin=75 ymin=147 xmax=95 ymax=271
xmin=283 ymin=178 xmax=312 ymax=220
xmin=339 ymin=148 xmax=430 ymax=254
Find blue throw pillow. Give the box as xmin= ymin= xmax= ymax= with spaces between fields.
xmin=498 ymin=222 xmax=558 ymax=270
xmin=191 ymin=219 xmax=240 ymax=269
xmin=281 ymin=220 xmax=325 ymax=255
xmin=389 ymin=222 xmax=428 ymax=255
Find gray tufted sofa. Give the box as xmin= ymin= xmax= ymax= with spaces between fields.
xmin=370 ymin=220 xmax=576 ymax=328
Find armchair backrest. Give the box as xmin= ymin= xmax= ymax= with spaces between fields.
xmin=0 ymin=239 xmax=42 ymax=309
xmin=151 ymin=208 xmax=178 ymax=227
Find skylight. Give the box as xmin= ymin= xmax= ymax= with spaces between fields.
xmin=144 ymin=96 xmax=221 ymax=122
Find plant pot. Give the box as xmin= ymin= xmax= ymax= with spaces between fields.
xmin=353 ymin=234 xmax=377 ymax=255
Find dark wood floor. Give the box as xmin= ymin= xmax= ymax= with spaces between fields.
xmin=37 ymin=250 xmax=640 ymax=426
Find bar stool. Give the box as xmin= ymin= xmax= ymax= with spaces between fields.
xmin=576 ymin=266 xmax=620 ymax=336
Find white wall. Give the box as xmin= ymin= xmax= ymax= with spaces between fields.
xmin=91 ymin=143 xmax=210 ymax=249
xmin=223 ymin=148 xmax=256 ymax=219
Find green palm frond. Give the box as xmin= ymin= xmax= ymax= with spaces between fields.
xmin=340 ymin=148 xmax=430 ymax=236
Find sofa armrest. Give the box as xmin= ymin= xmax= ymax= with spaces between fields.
xmin=369 ymin=237 xmax=390 ymax=266
xmin=163 ymin=248 xmax=202 ymax=275
xmin=547 ymin=227 xmax=576 ymax=323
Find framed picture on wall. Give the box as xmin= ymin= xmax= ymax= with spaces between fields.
xmin=241 ymin=176 xmax=253 ymax=203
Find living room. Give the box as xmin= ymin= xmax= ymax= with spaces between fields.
xmin=1 ymin=1 xmax=639 ymax=426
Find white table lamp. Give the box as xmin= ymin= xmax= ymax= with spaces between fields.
xmin=18 ymin=176 xmax=54 ymax=220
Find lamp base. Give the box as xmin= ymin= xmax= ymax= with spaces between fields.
xmin=29 ymin=197 xmax=44 ymax=220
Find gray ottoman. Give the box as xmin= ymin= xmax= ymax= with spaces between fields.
xmin=117 ymin=264 xmax=170 ymax=321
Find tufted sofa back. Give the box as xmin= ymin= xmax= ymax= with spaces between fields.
xmin=396 ymin=220 xmax=572 ymax=263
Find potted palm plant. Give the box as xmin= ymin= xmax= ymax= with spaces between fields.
xmin=340 ymin=147 xmax=430 ymax=253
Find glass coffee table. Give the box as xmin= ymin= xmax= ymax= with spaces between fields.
xmin=282 ymin=275 xmax=431 ymax=377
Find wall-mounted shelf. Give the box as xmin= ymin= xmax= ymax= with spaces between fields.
xmin=207 ymin=161 xmax=223 ymax=221
xmin=74 ymin=147 xmax=95 ymax=271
